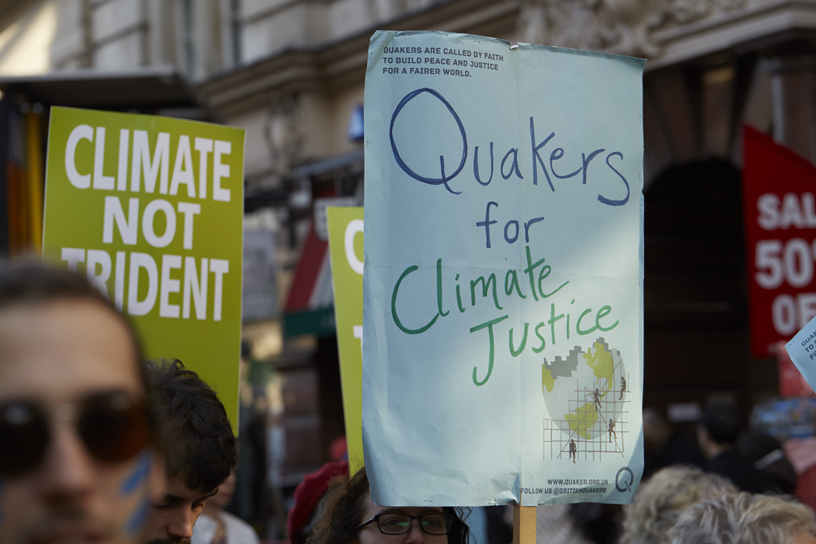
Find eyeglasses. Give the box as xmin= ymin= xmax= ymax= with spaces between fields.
xmin=0 ymin=390 xmax=151 ymax=478
xmin=357 ymin=512 xmax=452 ymax=535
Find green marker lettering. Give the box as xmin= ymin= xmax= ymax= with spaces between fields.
xmin=548 ymin=303 xmax=565 ymax=345
xmin=596 ymin=305 xmax=619 ymax=332
xmin=524 ymin=245 xmax=546 ymax=302
xmin=455 ymin=273 xmax=465 ymax=313
xmin=436 ymin=258 xmax=449 ymax=317
xmin=470 ymin=314 xmax=509 ymax=386
xmin=532 ymin=322 xmax=547 ymax=353
xmin=505 ymin=269 xmax=526 ymax=299
xmin=391 ymin=265 xmax=439 ymax=335
xmin=576 ymin=308 xmax=597 ymax=335
xmin=509 ymin=322 xmax=529 ymax=357
xmin=470 ymin=273 xmax=503 ymax=311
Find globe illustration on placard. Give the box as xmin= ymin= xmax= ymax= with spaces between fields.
xmin=541 ymin=338 xmax=628 ymax=463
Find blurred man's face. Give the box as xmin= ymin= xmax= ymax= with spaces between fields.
xmin=208 ymin=471 xmax=235 ymax=511
xmin=0 ymin=300 xmax=159 ymax=544
xmin=142 ymin=477 xmax=216 ymax=544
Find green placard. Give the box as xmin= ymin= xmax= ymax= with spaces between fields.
xmin=42 ymin=107 xmax=245 ymax=431
xmin=327 ymin=207 xmax=364 ymax=474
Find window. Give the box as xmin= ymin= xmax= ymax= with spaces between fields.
xmin=230 ymin=0 xmax=241 ymax=66
xmin=182 ymin=0 xmax=195 ymax=77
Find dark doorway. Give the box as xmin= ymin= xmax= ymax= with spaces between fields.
xmin=644 ymin=158 xmax=777 ymax=417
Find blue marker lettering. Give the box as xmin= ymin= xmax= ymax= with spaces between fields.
xmin=473 ymin=143 xmax=494 ymax=186
xmin=598 ymin=152 xmax=630 ymax=206
xmin=390 ymin=88 xmax=467 ymax=195
xmin=530 ymin=117 xmax=555 ymax=190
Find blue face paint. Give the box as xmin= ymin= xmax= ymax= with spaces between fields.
xmin=125 ymin=496 xmax=151 ymax=535
xmin=120 ymin=451 xmax=152 ymax=496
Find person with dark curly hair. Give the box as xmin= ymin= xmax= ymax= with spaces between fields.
xmin=307 ymin=467 xmax=469 ymax=544
xmin=141 ymin=359 xmax=237 ymax=544
xmin=698 ymin=401 xmax=779 ymax=494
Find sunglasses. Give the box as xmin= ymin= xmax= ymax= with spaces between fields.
xmin=0 ymin=390 xmax=151 ymax=478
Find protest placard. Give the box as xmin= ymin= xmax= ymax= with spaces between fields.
xmin=42 ymin=107 xmax=245 ymax=429
xmin=786 ymin=316 xmax=816 ymax=393
xmin=744 ymin=127 xmax=816 ymax=358
xmin=327 ymin=206 xmax=365 ymax=474
xmin=363 ymin=31 xmax=644 ymax=506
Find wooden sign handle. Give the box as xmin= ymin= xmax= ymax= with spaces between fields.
xmin=512 ymin=505 xmax=536 ymax=544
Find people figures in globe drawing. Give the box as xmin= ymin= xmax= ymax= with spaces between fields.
xmin=541 ymin=338 xmax=629 ymax=463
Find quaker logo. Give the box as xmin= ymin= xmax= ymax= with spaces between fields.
xmin=615 ymin=467 xmax=634 ymax=493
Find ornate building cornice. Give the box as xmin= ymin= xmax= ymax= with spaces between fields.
xmin=517 ymin=0 xmax=795 ymax=64
xmin=200 ymin=0 xmax=517 ymax=118
xmin=202 ymin=0 xmax=816 ymax=119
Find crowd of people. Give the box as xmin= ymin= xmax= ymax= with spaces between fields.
xmin=3 ymin=259 xmax=816 ymax=544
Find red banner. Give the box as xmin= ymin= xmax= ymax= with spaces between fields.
xmin=744 ymin=126 xmax=816 ymax=358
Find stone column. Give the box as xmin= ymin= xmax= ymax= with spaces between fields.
xmin=770 ymin=54 xmax=816 ymax=163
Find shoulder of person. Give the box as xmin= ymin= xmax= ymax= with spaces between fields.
xmin=192 ymin=514 xmax=220 ymax=544
xmin=221 ymin=511 xmax=260 ymax=544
